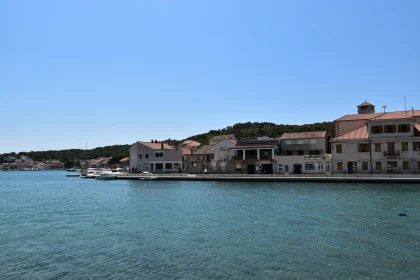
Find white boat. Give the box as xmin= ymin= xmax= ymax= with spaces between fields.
xmin=139 ymin=176 xmax=158 ymax=181
xmin=66 ymin=173 xmax=80 ymax=177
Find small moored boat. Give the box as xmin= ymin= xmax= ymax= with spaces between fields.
xmin=139 ymin=176 xmax=158 ymax=181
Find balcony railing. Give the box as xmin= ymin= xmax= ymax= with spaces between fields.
xmin=384 ymin=151 xmax=400 ymax=157
xmin=232 ymin=155 xmax=243 ymax=160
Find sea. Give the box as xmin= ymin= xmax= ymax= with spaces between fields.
xmin=0 ymin=171 xmax=419 ymax=279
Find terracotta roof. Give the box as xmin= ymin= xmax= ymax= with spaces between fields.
xmin=181 ymin=140 xmax=201 ymax=147
xmin=180 ymin=148 xmax=192 ymax=155
xmin=336 ymin=110 xmax=420 ymax=122
xmin=335 ymin=113 xmax=382 ymax=121
xmin=209 ymin=134 xmax=236 ymax=142
xmin=226 ymin=139 xmax=237 ymax=144
xmin=138 ymin=142 xmax=174 ymax=150
xmin=280 ymin=131 xmax=326 ymax=140
xmin=193 ymin=145 xmax=214 ymax=154
xmin=119 ymin=157 xmax=129 ymax=162
xmin=333 ymin=126 xmax=368 ymax=141
xmin=230 ymin=145 xmax=277 ymax=149
xmin=358 ymin=101 xmax=374 ymax=107
xmin=414 ymin=124 xmax=420 ymax=137
xmin=371 ymin=111 xmax=420 ymax=120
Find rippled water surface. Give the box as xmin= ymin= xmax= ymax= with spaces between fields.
xmin=0 ymin=171 xmax=420 ymax=279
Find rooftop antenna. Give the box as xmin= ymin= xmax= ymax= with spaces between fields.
xmin=382 ymin=105 xmax=387 ymax=113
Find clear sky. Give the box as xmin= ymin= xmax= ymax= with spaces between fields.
xmin=1 ymin=0 xmax=420 ymax=153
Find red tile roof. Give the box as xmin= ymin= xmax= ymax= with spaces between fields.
xmin=333 ymin=126 xmax=368 ymax=140
xmin=358 ymin=101 xmax=374 ymax=107
xmin=226 ymin=139 xmax=237 ymax=145
xmin=138 ymin=142 xmax=174 ymax=150
xmin=336 ymin=110 xmax=420 ymax=122
xmin=180 ymin=148 xmax=192 ymax=155
xmin=414 ymin=124 xmax=420 ymax=137
xmin=372 ymin=111 xmax=420 ymax=120
xmin=280 ymin=131 xmax=326 ymax=140
xmin=193 ymin=145 xmax=214 ymax=154
xmin=181 ymin=140 xmax=201 ymax=147
xmin=335 ymin=113 xmax=382 ymax=121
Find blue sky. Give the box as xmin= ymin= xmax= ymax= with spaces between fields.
xmin=1 ymin=0 xmax=420 ymax=153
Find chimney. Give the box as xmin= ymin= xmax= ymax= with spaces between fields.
xmin=161 ymin=142 xmax=164 ymax=149
xmin=155 ymin=140 xmax=158 ymax=143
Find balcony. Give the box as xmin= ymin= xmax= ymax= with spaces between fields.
xmin=384 ymin=151 xmax=400 ymax=157
xmin=232 ymin=155 xmax=243 ymax=160
xmin=260 ymin=155 xmax=273 ymax=160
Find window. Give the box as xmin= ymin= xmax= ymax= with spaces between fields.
xmin=384 ymin=125 xmax=396 ymax=133
xmin=235 ymin=164 xmax=242 ymax=172
xmin=155 ymin=163 xmax=163 ymax=170
xmin=358 ymin=143 xmax=370 ymax=153
xmin=336 ymin=144 xmax=342 ymax=153
xmin=310 ymin=139 xmax=317 ymax=144
xmin=413 ymin=142 xmax=420 ymax=151
xmin=387 ymin=142 xmax=395 ymax=152
xmin=138 ymin=154 xmax=142 ymax=159
xmin=371 ymin=126 xmax=383 ymax=134
xmin=297 ymin=151 xmax=304 ymax=155
xmin=418 ymin=161 xmax=420 ymax=170
xmin=374 ymin=143 xmax=381 ymax=152
xmin=285 ymin=165 xmax=289 ymax=172
xmin=146 ymin=154 xmax=149 ymax=159
xmin=401 ymin=142 xmax=409 ymax=152
xmin=398 ymin=124 xmax=410 ymax=133
xmin=375 ymin=161 xmax=382 ymax=170
xmin=402 ymin=161 xmax=410 ymax=170
xmin=278 ymin=164 xmax=283 ymax=171
xmin=285 ymin=140 xmax=292 ymax=144
xmin=297 ymin=139 xmax=304 ymax=144
xmin=155 ymin=152 xmax=164 ymax=158
xmin=362 ymin=162 xmax=368 ymax=170
xmin=165 ymin=163 xmax=172 ymax=169
xmin=287 ymin=151 xmax=293 ymax=156
xmin=305 ymin=163 xmax=315 ymax=170
xmin=337 ymin=162 xmax=343 ymax=170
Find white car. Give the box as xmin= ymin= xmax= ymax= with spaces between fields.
xmin=142 ymin=171 xmax=152 ymax=174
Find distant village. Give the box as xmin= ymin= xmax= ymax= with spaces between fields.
xmin=2 ymin=101 xmax=420 ymax=175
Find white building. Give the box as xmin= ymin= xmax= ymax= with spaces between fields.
xmin=129 ymin=141 xmax=182 ymax=173
xmin=332 ymin=102 xmax=420 ymax=174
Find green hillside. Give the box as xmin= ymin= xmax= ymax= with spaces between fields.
xmin=1 ymin=121 xmax=335 ymax=162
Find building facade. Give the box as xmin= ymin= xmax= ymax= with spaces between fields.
xmin=332 ymin=102 xmax=420 ymax=174
xmin=276 ymin=131 xmax=331 ymax=174
xmin=230 ymin=137 xmax=279 ymax=174
xmin=129 ymin=141 xmax=182 ymax=173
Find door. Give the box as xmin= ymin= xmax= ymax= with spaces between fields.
xmin=247 ymin=164 xmax=255 ymax=174
xmin=293 ymin=164 xmax=302 ymax=174
xmin=387 ymin=161 xmax=398 ymax=174
xmin=347 ymin=162 xmax=357 ymax=174
xmin=261 ymin=164 xmax=273 ymax=174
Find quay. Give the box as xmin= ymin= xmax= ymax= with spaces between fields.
xmin=114 ymin=174 xmax=420 ymax=184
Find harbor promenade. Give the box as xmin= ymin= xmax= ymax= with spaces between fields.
xmin=115 ymin=173 xmax=420 ymax=183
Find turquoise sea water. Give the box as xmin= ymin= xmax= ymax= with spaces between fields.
xmin=0 ymin=171 xmax=419 ymax=279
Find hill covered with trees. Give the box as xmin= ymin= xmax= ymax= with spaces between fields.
xmin=179 ymin=121 xmax=335 ymax=146
xmin=1 ymin=121 xmax=335 ymax=162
